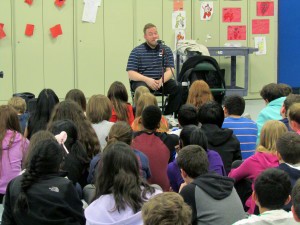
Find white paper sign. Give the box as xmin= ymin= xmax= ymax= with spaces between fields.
xmin=172 ymin=11 xmax=186 ymax=29
xmin=200 ymin=2 xmax=214 ymax=21
xmin=255 ymin=36 xmax=267 ymax=55
xmin=82 ymin=0 xmax=99 ymax=23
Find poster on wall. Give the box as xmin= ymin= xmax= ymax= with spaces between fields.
xmin=257 ymin=2 xmax=274 ymax=16
xmin=223 ymin=8 xmax=241 ymax=22
xmin=252 ymin=19 xmax=269 ymax=34
xmin=172 ymin=11 xmax=186 ymax=29
xmin=255 ymin=36 xmax=267 ymax=55
xmin=173 ymin=0 xmax=184 ymax=11
xmin=175 ymin=29 xmax=185 ymax=48
xmin=25 ymin=24 xmax=34 ymax=37
xmin=82 ymin=0 xmax=100 ymax=23
xmin=200 ymin=2 xmax=214 ymax=21
xmin=227 ymin=26 xmax=246 ymax=40
xmin=0 ymin=23 xmax=6 ymax=39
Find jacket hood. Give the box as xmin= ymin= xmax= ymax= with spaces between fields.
xmin=254 ymin=152 xmax=279 ymax=167
xmin=2 ymin=130 xmax=26 ymax=151
xmin=192 ymin=172 xmax=235 ymax=200
xmin=201 ymin=124 xmax=233 ymax=146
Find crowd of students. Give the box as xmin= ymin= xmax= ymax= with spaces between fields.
xmin=1 ymin=81 xmax=300 ymax=224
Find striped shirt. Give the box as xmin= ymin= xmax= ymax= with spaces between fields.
xmin=126 ymin=42 xmax=174 ymax=79
xmin=222 ymin=117 xmax=258 ymax=160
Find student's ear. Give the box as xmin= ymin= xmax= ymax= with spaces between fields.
xmin=290 ymin=120 xmax=298 ymax=132
xmin=285 ymin=195 xmax=291 ymax=206
xmin=223 ymin=106 xmax=228 ymax=116
xmin=180 ymin=169 xmax=187 ymax=179
xmin=252 ymin=191 xmax=260 ymax=206
xmin=292 ymin=205 xmax=300 ymax=222
xmin=276 ymin=151 xmax=283 ymax=162
xmin=280 ymin=105 xmax=286 ymax=118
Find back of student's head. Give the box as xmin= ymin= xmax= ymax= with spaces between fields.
xmin=278 ymin=83 xmax=292 ymax=96
xmin=186 ymin=80 xmax=213 ymax=109
xmin=0 ymin=105 xmax=21 ymax=135
xmin=15 ymin=138 xmax=64 ymax=213
xmin=86 ymin=94 xmax=112 ymax=123
xmin=134 ymin=86 xmax=150 ymax=106
xmin=197 ymin=101 xmax=224 ymax=128
xmin=142 ymin=192 xmax=192 ymax=225
xmin=223 ymin=95 xmax=245 ymax=116
xmin=177 ymin=145 xmax=209 ymax=179
xmin=65 ymin=89 xmax=86 ymax=112
xmin=260 ymin=83 xmax=285 ymax=103
xmin=107 ymin=121 xmax=133 ymax=146
xmin=135 ymin=92 xmax=158 ymax=118
xmin=141 ymin=105 xmax=162 ymax=131
xmin=178 ymin=104 xmax=198 ymax=127
xmin=254 ymin=168 xmax=291 ymax=210
xmin=288 ymin=103 xmax=300 ymax=124
xmin=179 ymin=125 xmax=198 ymax=148
xmin=277 ymin=132 xmax=300 ymax=165
xmin=8 ymin=96 xmax=26 ymax=114
xmin=95 ymin=141 xmax=154 ymax=213
xmin=189 ymin=127 xmax=208 ymax=151
xmin=257 ymin=120 xmax=287 ymax=153
xmin=292 ymin=179 xmax=300 ymax=221
xmin=283 ymin=94 xmax=300 ymax=117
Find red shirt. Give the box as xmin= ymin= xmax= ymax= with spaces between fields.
xmin=109 ymin=103 xmax=134 ymax=125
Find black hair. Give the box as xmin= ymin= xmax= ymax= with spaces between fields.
xmin=277 ymin=132 xmax=300 ymax=164
xmin=283 ymin=94 xmax=300 ymax=117
xmin=141 ymin=105 xmax=162 ymax=131
xmin=178 ymin=104 xmax=198 ymax=127
xmin=292 ymin=179 xmax=300 ymax=219
xmin=197 ymin=101 xmax=224 ymax=128
xmin=14 ymin=139 xmax=64 ymax=213
xmin=94 ymin=142 xmax=155 ymax=213
xmin=254 ymin=168 xmax=291 ymax=210
xmin=65 ymin=89 xmax=87 ymax=111
xmin=189 ymin=127 xmax=208 ymax=151
xmin=177 ymin=145 xmax=209 ymax=179
xmin=223 ymin=95 xmax=245 ymax=116
xmin=260 ymin=83 xmax=285 ymax=103
xmin=179 ymin=125 xmax=197 ymax=148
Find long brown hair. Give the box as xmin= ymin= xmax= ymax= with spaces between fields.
xmin=187 ymin=80 xmax=214 ymax=109
xmin=135 ymin=93 xmax=158 ymax=118
xmin=0 ymin=105 xmax=22 ymax=155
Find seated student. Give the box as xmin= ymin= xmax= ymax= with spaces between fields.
xmin=86 ymin=94 xmax=114 ymax=149
xmin=222 ymin=95 xmax=258 ymax=159
xmin=65 ymin=89 xmax=87 ymax=114
xmin=229 ymin=120 xmax=287 ymax=214
xmin=288 ymin=103 xmax=300 ymax=134
xmin=280 ymin=94 xmax=300 ymax=131
xmin=186 ymin=80 xmax=214 ymax=109
xmin=132 ymin=105 xmax=178 ymax=191
xmin=142 ymin=192 xmax=192 ymax=225
xmin=85 ymin=142 xmax=160 ymax=225
xmin=168 ymin=125 xmax=226 ymax=192
xmin=107 ymin=81 xmax=135 ymax=125
xmin=256 ymin=83 xmax=289 ymax=142
xmin=292 ymin=180 xmax=300 ymax=222
xmin=276 ymin=132 xmax=300 ymax=211
xmin=233 ymin=168 xmax=297 ymax=225
xmin=170 ymin=104 xmax=198 ymax=136
xmin=198 ymin=101 xmax=241 ymax=174
xmin=178 ymin=145 xmax=245 ymax=225
xmin=2 ymin=138 xmax=85 ymax=225
xmin=8 ymin=96 xmax=29 ymax=134
xmin=133 ymin=86 xmax=150 ymax=107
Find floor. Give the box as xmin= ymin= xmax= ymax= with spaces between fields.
xmin=244 ymin=99 xmax=266 ymax=121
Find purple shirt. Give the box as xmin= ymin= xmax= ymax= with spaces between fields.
xmin=167 ymin=149 xmax=226 ymax=192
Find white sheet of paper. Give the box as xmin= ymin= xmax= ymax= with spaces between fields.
xmin=84 ymin=0 xmax=101 ymax=7
xmin=172 ymin=11 xmax=186 ymax=29
xmin=255 ymin=36 xmax=267 ymax=55
xmin=82 ymin=0 xmax=99 ymax=23
xmin=200 ymin=2 xmax=214 ymax=21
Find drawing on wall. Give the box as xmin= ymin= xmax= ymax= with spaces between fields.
xmin=172 ymin=11 xmax=186 ymax=29
xmin=173 ymin=0 xmax=184 ymax=11
xmin=25 ymin=0 xmax=33 ymax=5
xmin=175 ymin=29 xmax=185 ymax=48
xmin=227 ymin=26 xmax=246 ymax=40
xmin=223 ymin=8 xmax=241 ymax=22
xmin=50 ymin=24 xmax=63 ymax=38
xmin=200 ymin=2 xmax=214 ymax=21
xmin=252 ymin=19 xmax=269 ymax=34
xmin=255 ymin=36 xmax=267 ymax=55
xmin=257 ymin=2 xmax=274 ymax=16
xmin=0 ymin=24 xmax=6 ymax=39
xmin=25 ymin=24 xmax=34 ymax=37
xmin=55 ymin=0 xmax=66 ymax=7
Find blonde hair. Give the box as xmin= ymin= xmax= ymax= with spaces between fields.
xmin=8 ymin=96 xmax=26 ymax=114
xmin=133 ymin=86 xmax=150 ymax=106
xmin=86 ymin=95 xmax=112 ymax=123
xmin=288 ymin=103 xmax=300 ymax=124
xmin=135 ymin=93 xmax=158 ymax=118
xmin=186 ymin=80 xmax=214 ymax=109
xmin=257 ymin=120 xmax=288 ymax=153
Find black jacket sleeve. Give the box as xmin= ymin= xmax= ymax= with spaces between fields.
xmin=2 ymin=180 xmax=17 ymax=225
xmin=180 ymin=184 xmax=197 ymax=225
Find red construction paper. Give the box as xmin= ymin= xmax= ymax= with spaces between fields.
xmin=257 ymin=2 xmax=274 ymax=16
xmin=25 ymin=0 xmax=33 ymax=5
xmin=25 ymin=24 xmax=34 ymax=36
xmin=0 ymin=23 xmax=6 ymax=39
xmin=228 ymin=26 xmax=246 ymax=40
xmin=50 ymin=24 xmax=62 ymax=38
xmin=223 ymin=8 xmax=241 ymax=22
xmin=173 ymin=0 xmax=183 ymax=11
xmin=252 ymin=19 xmax=269 ymax=34
xmin=55 ymin=0 xmax=65 ymax=7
